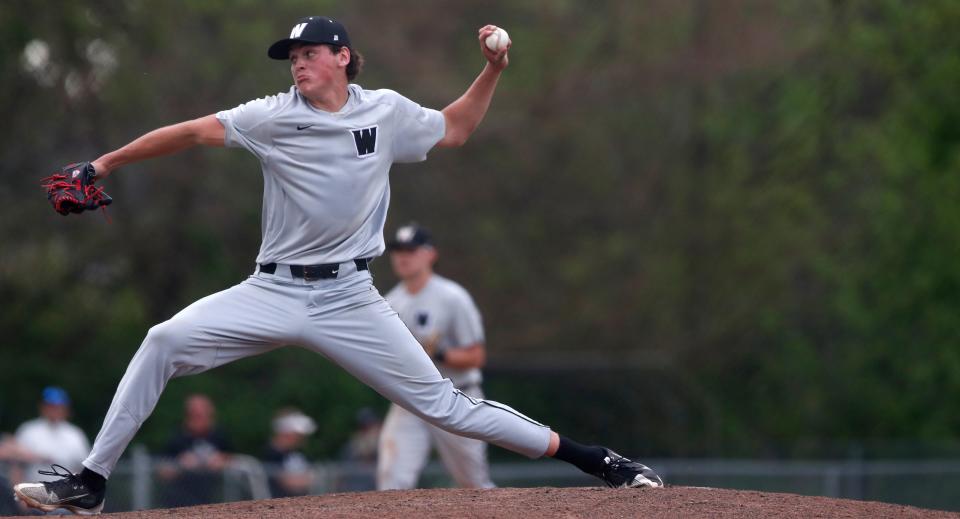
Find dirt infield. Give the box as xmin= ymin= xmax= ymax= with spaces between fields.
xmin=34 ymin=486 xmax=953 ymax=518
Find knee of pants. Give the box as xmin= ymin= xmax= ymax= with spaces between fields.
xmin=142 ymin=318 xmax=210 ymax=371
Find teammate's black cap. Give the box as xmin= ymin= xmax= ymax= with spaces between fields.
xmin=268 ymin=16 xmax=351 ymax=60
xmin=387 ymin=223 xmax=434 ymax=250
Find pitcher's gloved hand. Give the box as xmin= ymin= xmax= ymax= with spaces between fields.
xmin=41 ymin=162 xmax=113 ymax=215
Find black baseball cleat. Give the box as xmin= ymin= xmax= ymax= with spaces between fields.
xmin=593 ymin=449 xmax=664 ymax=488
xmin=13 ymin=464 xmax=105 ymax=515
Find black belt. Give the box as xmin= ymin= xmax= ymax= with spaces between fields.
xmin=259 ymin=258 xmax=370 ymax=281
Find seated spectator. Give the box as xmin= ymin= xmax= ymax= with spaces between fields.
xmin=0 ymin=432 xmax=38 ymax=516
xmin=337 ymin=407 xmax=381 ymax=491
xmin=156 ymin=394 xmax=233 ymax=507
xmin=0 ymin=432 xmax=39 ymax=474
xmin=262 ymin=408 xmax=316 ymax=498
xmin=0 ymin=473 xmax=19 ymax=516
xmin=15 ymin=387 xmax=90 ymax=479
xmin=342 ymin=407 xmax=381 ymax=464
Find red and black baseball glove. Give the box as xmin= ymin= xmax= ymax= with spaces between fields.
xmin=41 ymin=162 xmax=112 ymax=216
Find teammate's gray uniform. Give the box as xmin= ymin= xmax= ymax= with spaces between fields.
xmin=81 ymin=85 xmax=552 ymax=478
xmin=377 ymin=275 xmax=494 ymax=489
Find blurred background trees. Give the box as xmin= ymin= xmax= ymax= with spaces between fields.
xmin=2 ymin=0 xmax=959 ymax=460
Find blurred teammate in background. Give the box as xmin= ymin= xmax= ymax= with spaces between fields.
xmin=377 ymin=223 xmax=494 ymax=490
xmin=262 ymin=408 xmax=316 ymax=497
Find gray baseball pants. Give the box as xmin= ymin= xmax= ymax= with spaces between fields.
xmin=377 ymin=385 xmax=495 ymax=490
xmin=82 ymin=262 xmax=552 ymax=478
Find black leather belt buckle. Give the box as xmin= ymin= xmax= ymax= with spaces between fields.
xmin=292 ymin=264 xmax=339 ymax=281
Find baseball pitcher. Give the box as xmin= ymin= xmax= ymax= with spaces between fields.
xmin=17 ymin=16 xmax=661 ymax=515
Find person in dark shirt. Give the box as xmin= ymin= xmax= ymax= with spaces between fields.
xmin=0 ymin=474 xmax=20 ymax=516
xmin=156 ymin=394 xmax=233 ymax=506
xmin=338 ymin=407 xmax=381 ymax=491
xmin=261 ymin=408 xmax=316 ymax=497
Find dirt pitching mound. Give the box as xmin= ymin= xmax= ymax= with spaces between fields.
xmin=47 ymin=487 xmax=960 ymax=518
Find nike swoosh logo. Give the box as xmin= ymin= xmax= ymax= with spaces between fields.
xmin=297 ymin=124 xmax=314 ymax=130
xmin=55 ymin=493 xmax=90 ymax=504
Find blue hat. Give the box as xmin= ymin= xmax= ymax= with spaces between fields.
xmin=42 ymin=386 xmax=70 ymax=406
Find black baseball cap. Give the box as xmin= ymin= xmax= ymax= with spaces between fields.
xmin=387 ymin=223 xmax=434 ymax=250
xmin=268 ymin=16 xmax=351 ymax=60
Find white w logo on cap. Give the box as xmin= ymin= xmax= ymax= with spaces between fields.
xmin=290 ymin=23 xmax=307 ymax=38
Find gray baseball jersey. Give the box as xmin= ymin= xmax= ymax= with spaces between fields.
xmin=385 ymin=275 xmax=484 ymax=388
xmin=216 ymin=84 xmax=444 ymax=265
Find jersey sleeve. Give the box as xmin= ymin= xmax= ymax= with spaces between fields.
xmin=216 ymin=93 xmax=284 ymax=160
xmin=389 ymin=91 xmax=446 ymax=163
xmin=447 ymin=288 xmax=485 ymax=347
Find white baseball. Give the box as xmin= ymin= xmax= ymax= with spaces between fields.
xmin=485 ymin=27 xmax=510 ymax=52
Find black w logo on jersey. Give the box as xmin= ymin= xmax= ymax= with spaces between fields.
xmin=351 ymin=126 xmax=378 ymax=157
xmin=416 ymin=312 xmax=429 ymax=327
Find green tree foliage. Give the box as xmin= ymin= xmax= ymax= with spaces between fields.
xmin=1 ymin=0 xmax=958 ymax=460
